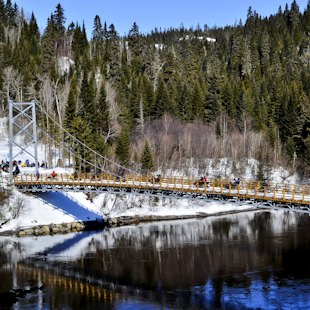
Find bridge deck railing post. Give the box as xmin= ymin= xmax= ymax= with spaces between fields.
xmin=302 ymin=188 xmax=305 ymax=203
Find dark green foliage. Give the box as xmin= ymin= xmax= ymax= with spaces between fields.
xmin=95 ymin=83 xmax=110 ymax=138
xmin=115 ymin=128 xmax=130 ymax=166
xmin=141 ymin=140 xmax=154 ymax=173
xmin=72 ymin=22 xmax=88 ymax=62
xmin=65 ymin=75 xmax=78 ymax=132
xmin=70 ymin=115 xmax=94 ymax=172
xmin=41 ymin=16 xmax=56 ymax=71
xmin=53 ymin=3 xmax=66 ymax=35
xmin=128 ymin=22 xmax=143 ymax=73
xmin=79 ymin=68 xmax=95 ymax=127
xmin=153 ymin=75 xmax=172 ymax=118
xmin=1 ymin=2 xmax=310 ymax=171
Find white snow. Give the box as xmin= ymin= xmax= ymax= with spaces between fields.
xmin=178 ymin=35 xmax=216 ymax=42
xmin=57 ymin=56 xmax=74 ymax=75
xmin=0 ymin=117 xmax=300 ymax=233
xmin=155 ymin=43 xmax=165 ymax=50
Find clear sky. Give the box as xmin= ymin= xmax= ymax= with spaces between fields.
xmin=14 ymin=0 xmax=309 ymax=37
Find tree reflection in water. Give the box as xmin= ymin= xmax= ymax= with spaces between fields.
xmin=1 ymin=210 xmax=310 ymax=309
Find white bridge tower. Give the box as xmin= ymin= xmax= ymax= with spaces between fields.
xmin=8 ymin=100 xmax=38 ymax=184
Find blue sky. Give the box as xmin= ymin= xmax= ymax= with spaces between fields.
xmin=15 ymin=0 xmax=309 ymax=37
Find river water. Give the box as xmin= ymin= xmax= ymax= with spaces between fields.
xmin=1 ymin=210 xmax=310 ymax=309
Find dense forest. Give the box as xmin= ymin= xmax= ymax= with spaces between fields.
xmin=0 ymin=0 xmax=310 ymax=178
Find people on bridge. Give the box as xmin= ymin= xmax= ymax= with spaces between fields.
xmin=36 ymin=171 xmax=40 ymax=180
xmin=51 ymin=171 xmax=57 ymax=179
xmin=13 ymin=165 xmax=20 ymax=176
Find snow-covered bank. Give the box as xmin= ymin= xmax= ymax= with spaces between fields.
xmin=0 ymin=180 xmax=259 ymax=234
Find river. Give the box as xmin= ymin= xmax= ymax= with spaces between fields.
xmin=0 ymin=210 xmax=310 ymax=309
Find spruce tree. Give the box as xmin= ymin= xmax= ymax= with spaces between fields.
xmin=141 ymin=140 xmax=154 ymax=173
xmin=96 ymin=82 xmax=110 ymax=137
xmin=65 ymin=75 xmax=78 ymax=133
xmin=115 ymin=127 xmax=130 ymax=166
xmin=153 ymin=75 xmax=171 ymax=118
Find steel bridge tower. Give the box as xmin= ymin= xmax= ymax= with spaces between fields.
xmin=8 ymin=100 xmax=38 ymax=184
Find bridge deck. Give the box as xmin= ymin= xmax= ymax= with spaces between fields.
xmin=13 ymin=174 xmax=310 ymax=209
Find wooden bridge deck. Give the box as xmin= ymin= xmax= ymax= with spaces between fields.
xmin=13 ymin=174 xmax=310 ymax=209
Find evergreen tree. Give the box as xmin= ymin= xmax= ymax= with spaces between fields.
xmin=92 ymin=15 xmax=103 ymax=63
xmin=153 ymin=75 xmax=172 ymax=118
xmin=190 ymin=81 xmax=205 ymax=121
xmin=53 ymin=3 xmax=66 ymax=35
xmin=65 ymin=75 xmax=78 ymax=133
xmin=79 ymin=68 xmax=96 ymax=127
xmin=92 ymin=15 xmax=103 ymax=41
xmin=96 ymin=82 xmax=110 ymax=137
xmin=41 ymin=15 xmax=57 ymax=76
xmin=128 ymin=22 xmax=143 ymax=73
xmin=115 ymin=127 xmax=130 ymax=166
xmin=141 ymin=140 xmax=154 ymax=173
xmin=71 ymin=115 xmax=94 ymax=172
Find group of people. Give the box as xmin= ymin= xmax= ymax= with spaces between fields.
xmin=22 ymin=159 xmax=47 ymax=168
xmin=1 ymin=158 xmax=57 ymax=179
xmin=1 ymin=160 xmax=20 ymax=175
xmin=233 ymin=177 xmax=240 ymax=185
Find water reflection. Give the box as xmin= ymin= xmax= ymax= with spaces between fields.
xmin=1 ymin=210 xmax=310 ymax=309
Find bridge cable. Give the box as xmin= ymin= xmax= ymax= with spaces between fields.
xmin=34 ymin=100 xmax=140 ymax=176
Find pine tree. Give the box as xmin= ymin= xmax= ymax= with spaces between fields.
xmin=190 ymin=81 xmax=205 ymax=121
xmin=141 ymin=140 xmax=154 ymax=173
xmin=115 ymin=127 xmax=130 ymax=166
xmin=53 ymin=3 xmax=66 ymax=35
xmin=96 ymin=82 xmax=110 ymax=137
xmin=65 ymin=75 xmax=78 ymax=133
xmin=92 ymin=15 xmax=103 ymax=63
xmin=42 ymin=15 xmax=57 ymax=75
xmin=79 ymin=68 xmax=95 ymax=126
xmin=128 ymin=22 xmax=143 ymax=73
xmin=153 ymin=75 xmax=171 ymax=118
xmin=141 ymin=73 xmax=154 ymax=117
xmin=71 ymin=115 xmax=94 ymax=172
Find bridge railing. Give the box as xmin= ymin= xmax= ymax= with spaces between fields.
xmin=13 ymin=173 xmax=310 ymax=205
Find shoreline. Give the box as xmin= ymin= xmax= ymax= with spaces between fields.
xmin=0 ymin=206 xmax=263 ymax=237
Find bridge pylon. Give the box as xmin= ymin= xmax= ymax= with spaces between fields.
xmin=8 ymin=100 xmax=38 ymax=184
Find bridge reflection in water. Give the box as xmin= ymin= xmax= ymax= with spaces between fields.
xmin=14 ymin=173 xmax=310 ymax=214
xmin=2 ymin=211 xmax=310 ymax=309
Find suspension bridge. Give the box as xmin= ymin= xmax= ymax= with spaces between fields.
xmin=5 ymin=100 xmax=310 ymax=215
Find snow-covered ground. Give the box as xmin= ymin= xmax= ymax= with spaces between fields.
xmin=0 ymin=117 xmax=299 ymax=234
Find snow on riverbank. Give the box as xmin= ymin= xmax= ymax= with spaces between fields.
xmin=0 ymin=174 xmax=257 ymax=234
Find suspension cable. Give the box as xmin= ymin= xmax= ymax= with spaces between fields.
xmin=36 ymin=125 xmax=117 ymax=176
xmin=34 ymin=100 xmax=139 ymax=176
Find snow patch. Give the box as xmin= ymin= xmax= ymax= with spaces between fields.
xmin=57 ymin=56 xmax=74 ymax=75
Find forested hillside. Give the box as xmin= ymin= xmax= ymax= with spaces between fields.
xmin=0 ymin=1 xmax=309 ymax=177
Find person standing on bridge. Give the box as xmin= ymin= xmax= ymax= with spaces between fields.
xmin=51 ymin=170 xmax=57 ymax=179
